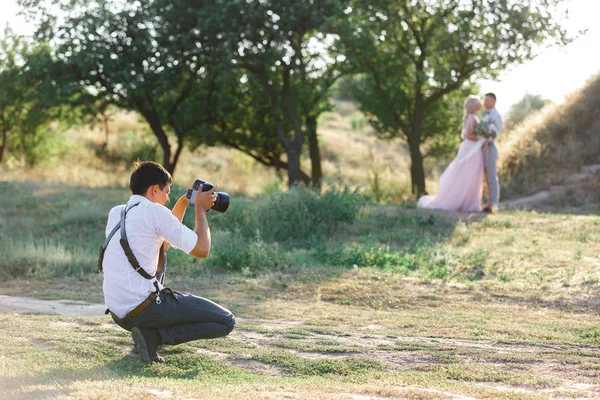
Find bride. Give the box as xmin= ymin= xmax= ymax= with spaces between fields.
xmin=417 ymin=96 xmax=488 ymax=212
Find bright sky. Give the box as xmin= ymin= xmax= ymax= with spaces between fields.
xmin=1 ymin=0 xmax=598 ymax=115
xmin=478 ymin=0 xmax=600 ymax=114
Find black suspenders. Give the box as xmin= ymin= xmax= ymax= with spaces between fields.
xmin=97 ymin=202 xmax=159 ymax=282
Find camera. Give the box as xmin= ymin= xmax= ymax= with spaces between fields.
xmin=186 ymin=179 xmax=230 ymax=213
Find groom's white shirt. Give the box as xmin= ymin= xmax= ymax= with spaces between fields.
xmin=483 ymin=107 xmax=503 ymax=141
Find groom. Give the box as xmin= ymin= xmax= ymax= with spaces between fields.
xmin=482 ymin=93 xmax=503 ymax=213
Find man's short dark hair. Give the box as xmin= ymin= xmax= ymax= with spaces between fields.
xmin=130 ymin=161 xmax=173 ymax=195
xmin=485 ymin=92 xmax=497 ymax=101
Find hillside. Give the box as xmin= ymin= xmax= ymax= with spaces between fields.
xmin=498 ymin=73 xmax=600 ymax=209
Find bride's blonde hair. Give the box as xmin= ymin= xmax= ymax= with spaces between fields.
xmin=463 ymin=96 xmax=481 ymax=122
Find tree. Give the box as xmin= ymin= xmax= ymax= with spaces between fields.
xmin=19 ymin=0 xmax=229 ymax=175
xmin=189 ymin=65 xmax=316 ymax=184
xmin=0 ymin=30 xmax=21 ymax=164
xmin=338 ymin=0 xmax=570 ymax=196
xmin=504 ymin=93 xmax=551 ymax=130
xmin=0 ymin=28 xmax=58 ymax=166
xmin=219 ymin=0 xmax=350 ymax=187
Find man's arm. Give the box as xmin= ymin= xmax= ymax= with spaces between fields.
xmin=189 ymin=184 xmax=217 ymax=258
xmin=163 ymin=194 xmax=189 ymax=252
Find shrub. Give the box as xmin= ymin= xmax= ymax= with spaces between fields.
xmin=122 ymin=133 xmax=163 ymax=166
xmin=209 ymin=198 xmax=259 ymax=238
xmin=256 ymin=185 xmax=361 ymax=244
xmin=208 ymin=230 xmax=291 ymax=272
xmin=13 ymin=127 xmax=72 ymax=167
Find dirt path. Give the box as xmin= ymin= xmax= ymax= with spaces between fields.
xmin=0 ymin=294 xmax=106 ymax=317
xmin=501 ymin=163 xmax=600 ymax=211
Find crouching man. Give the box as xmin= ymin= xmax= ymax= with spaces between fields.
xmin=98 ymin=161 xmax=235 ymax=363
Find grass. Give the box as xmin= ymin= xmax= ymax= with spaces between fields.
xmin=1 ymin=180 xmax=599 ymax=398
xmin=1 ymin=104 xmax=600 ymax=397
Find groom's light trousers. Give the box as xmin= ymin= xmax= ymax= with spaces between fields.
xmin=485 ymin=142 xmax=500 ymax=206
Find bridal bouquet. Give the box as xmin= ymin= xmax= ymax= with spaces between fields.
xmin=474 ymin=121 xmax=497 ymax=139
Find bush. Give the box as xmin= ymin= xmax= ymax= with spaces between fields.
xmin=122 ymin=132 xmax=163 ymax=166
xmin=95 ymin=130 xmax=163 ymax=166
xmin=208 ymin=230 xmax=292 ymax=272
xmin=12 ymin=127 xmax=72 ymax=167
xmin=256 ymin=185 xmax=361 ymax=244
xmin=208 ymin=198 xmax=259 ymax=238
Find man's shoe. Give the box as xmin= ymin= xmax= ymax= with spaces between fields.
xmin=131 ymin=327 xmax=164 ymax=364
xmin=482 ymin=206 xmax=493 ymax=213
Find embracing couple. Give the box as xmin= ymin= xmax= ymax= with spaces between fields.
xmin=418 ymin=93 xmax=502 ymax=213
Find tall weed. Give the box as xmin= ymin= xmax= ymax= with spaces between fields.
xmin=0 ymin=235 xmax=93 ymax=279
xmin=256 ymin=184 xmax=361 ymax=244
xmin=208 ymin=230 xmax=291 ymax=272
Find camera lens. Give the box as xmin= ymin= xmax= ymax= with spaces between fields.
xmin=213 ymin=192 xmax=230 ymax=213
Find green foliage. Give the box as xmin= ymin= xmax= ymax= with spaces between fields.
xmin=0 ymin=28 xmax=61 ymax=166
xmin=337 ymin=0 xmax=570 ymax=194
xmin=505 ymin=94 xmax=551 ymax=130
xmin=351 ymin=117 xmax=365 ymax=131
xmin=22 ymin=0 xmax=235 ymax=174
xmin=209 ymin=199 xmax=259 ymax=239
xmin=215 ymin=0 xmax=350 ymax=186
xmin=578 ymin=327 xmax=600 ymax=341
xmin=208 ymin=230 xmax=291 ymax=272
xmin=256 ymin=185 xmax=362 ymax=244
xmin=13 ymin=126 xmax=72 ymax=167
xmin=120 ymin=132 xmax=163 ymax=167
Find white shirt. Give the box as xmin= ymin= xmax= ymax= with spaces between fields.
xmin=483 ymin=107 xmax=503 ymax=141
xmin=102 ymin=195 xmax=198 ymax=318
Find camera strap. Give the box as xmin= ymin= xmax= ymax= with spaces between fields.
xmin=97 ymin=202 xmax=157 ymax=281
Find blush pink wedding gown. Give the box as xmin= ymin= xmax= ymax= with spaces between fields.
xmin=417 ymin=116 xmax=486 ymax=212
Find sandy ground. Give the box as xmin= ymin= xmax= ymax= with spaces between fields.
xmin=0 ymin=294 xmax=106 ymax=317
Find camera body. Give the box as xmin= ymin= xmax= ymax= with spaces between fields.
xmin=186 ymin=179 xmax=230 ymax=213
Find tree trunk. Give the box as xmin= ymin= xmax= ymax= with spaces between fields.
xmin=286 ymin=146 xmax=303 ymax=187
xmin=170 ymin=136 xmax=185 ymax=177
xmin=139 ymin=106 xmax=175 ymax=174
xmin=101 ymin=113 xmax=110 ymax=147
xmin=0 ymin=128 xmax=8 ymax=164
xmin=407 ymin=135 xmax=426 ymax=197
xmin=408 ymin=103 xmax=427 ymax=197
xmin=307 ymin=115 xmax=322 ymax=189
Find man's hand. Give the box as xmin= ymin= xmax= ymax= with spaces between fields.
xmin=194 ymin=184 xmax=218 ymax=214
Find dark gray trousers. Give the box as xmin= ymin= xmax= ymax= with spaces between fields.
xmin=485 ymin=142 xmax=500 ymax=206
xmin=114 ymin=288 xmax=235 ymax=345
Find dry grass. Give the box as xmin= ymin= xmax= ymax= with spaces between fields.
xmin=1 ymin=102 xmax=419 ymax=199
xmin=498 ymin=73 xmax=600 ymax=199
xmin=3 ymin=77 xmax=599 ymax=203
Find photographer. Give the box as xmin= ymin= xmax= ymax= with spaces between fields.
xmin=100 ymin=161 xmax=235 ymax=364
